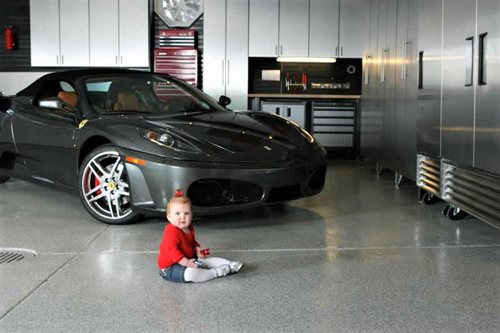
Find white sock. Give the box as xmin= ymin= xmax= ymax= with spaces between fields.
xmin=229 ymin=261 xmax=243 ymax=273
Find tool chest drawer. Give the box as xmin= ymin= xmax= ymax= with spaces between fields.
xmin=312 ymin=101 xmax=357 ymax=148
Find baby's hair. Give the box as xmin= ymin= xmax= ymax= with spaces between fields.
xmin=166 ymin=189 xmax=192 ymax=217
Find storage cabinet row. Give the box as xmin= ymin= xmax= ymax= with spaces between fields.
xmin=260 ymin=100 xmax=358 ymax=149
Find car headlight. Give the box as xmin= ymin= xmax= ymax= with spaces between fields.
xmin=141 ymin=129 xmax=199 ymax=152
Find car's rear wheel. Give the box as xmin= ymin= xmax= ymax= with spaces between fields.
xmin=0 ymin=175 xmax=10 ymax=183
xmin=79 ymin=145 xmax=141 ymax=224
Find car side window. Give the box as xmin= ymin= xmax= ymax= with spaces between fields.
xmin=34 ymin=80 xmax=79 ymax=110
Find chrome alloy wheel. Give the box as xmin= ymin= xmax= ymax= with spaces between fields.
xmin=80 ymin=150 xmax=132 ymax=221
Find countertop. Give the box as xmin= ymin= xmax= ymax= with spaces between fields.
xmin=248 ymin=93 xmax=361 ymax=99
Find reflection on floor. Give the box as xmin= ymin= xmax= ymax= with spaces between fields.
xmin=1 ymin=160 xmax=499 ymax=332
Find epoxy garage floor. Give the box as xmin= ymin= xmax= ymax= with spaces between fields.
xmin=1 ymin=160 xmax=499 ymax=332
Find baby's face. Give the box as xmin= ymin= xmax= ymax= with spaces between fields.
xmin=167 ymin=202 xmax=192 ymax=230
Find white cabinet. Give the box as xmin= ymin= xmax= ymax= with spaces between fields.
xmin=89 ymin=0 xmax=119 ymax=67
xmin=31 ymin=0 xmax=148 ymax=67
xmin=249 ymin=0 xmax=308 ymax=57
xmin=309 ymin=0 xmax=370 ymax=58
xmin=204 ymin=0 xmax=248 ymax=110
xmin=89 ymin=0 xmax=148 ymax=67
xmin=279 ymin=0 xmax=309 ymax=57
xmin=118 ymin=0 xmax=149 ymax=67
xmin=309 ymin=0 xmax=340 ymax=57
xmin=261 ymin=101 xmax=307 ymax=128
xmin=250 ymin=0 xmax=369 ymax=59
xmin=249 ymin=0 xmax=279 ymax=57
xmin=338 ymin=0 xmax=370 ymax=58
xmin=30 ymin=0 xmax=89 ymax=66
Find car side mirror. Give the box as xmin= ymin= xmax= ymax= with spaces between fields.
xmin=218 ymin=95 xmax=231 ymax=107
xmin=39 ymin=97 xmax=64 ymax=109
xmin=39 ymin=97 xmax=77 ymax=112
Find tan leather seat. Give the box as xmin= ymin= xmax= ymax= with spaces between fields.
xmin=57 ymin=91 xmax=78 ymax=107
xmin=113 ymin=91 xmax=144 ymax=111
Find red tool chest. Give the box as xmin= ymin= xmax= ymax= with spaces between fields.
xmin=154 ymin=29 xmax=199 ymax=87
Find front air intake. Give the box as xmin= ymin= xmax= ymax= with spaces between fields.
xmin=188 ymin=179 xmax=264 ymax=207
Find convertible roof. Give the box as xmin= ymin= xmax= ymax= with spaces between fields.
xmin=16 ymin=68 xmax=151 ymax=96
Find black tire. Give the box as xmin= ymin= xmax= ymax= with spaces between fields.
xmin=447 ymin=206 xmax=467 ymax=221
xmin=78 ymin=145 xmax=141 ymax=224
xmin=422 ymin=192 xmax=439 ymax=205
xmin=0 ymin=175 xmax=10 ymax=183
xmin=442 ymin=204 xmax=451 ymax=217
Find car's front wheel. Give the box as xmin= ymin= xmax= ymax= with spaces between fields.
xmin=78 ymin=145 xmax=141 ymax=224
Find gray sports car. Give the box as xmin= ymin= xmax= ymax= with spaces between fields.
xmin=0 ymin=69 xmax=326 ymax=224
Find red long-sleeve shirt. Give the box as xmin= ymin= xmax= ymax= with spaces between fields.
xmin=157 ymin=223 xmax=200 ymax=269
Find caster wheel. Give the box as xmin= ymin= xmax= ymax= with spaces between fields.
xmin=442 ymin=204 xmax=451 ymax=217
xmin=423 ymin=192 xmax=439 ymax=205
xmin=447 ymin=206 xmax=467 ymax=221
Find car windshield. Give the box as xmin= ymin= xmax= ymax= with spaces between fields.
xmin=84 ymin=74 xmax=227 ymax=115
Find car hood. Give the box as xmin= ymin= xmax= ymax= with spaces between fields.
xmin=144 ymin=111 xmax=315 ymax=163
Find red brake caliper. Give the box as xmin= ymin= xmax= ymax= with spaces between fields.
xmin=94 ymin=175 xmax=102 ymax=195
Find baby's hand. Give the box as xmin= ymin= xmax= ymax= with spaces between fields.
xmin=186 ymin=259 xmax=197 ymax=268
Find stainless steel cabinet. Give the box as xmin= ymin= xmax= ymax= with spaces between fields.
xmin=30 ymin=0 xmax=89 ymax=66
xmin=442 ymin=0 xmax=476 ymax=166
xmin=393 ymin=0 xmax=417 ymax=181
xmin=261 ymin=101 xmax=307 ymax=128
xmin=360 ymin=0 xmax=380 ymax=160
xmin=361 ymin=0 xmax=418 ymax=181
xmin=474 ymin=0 xmax=500 ymax=174
xmin=416 ymin=0 xmax=443 ymax=159
xmin=204 ymin=0 xmax=249 ymax=110
xmin=89 ymin=0 xmax=148 ymax=67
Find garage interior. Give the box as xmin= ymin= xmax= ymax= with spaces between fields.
xmin=1 ymin=0 xmax=500 ymax=332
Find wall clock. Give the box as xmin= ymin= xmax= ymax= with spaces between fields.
xmin=155 ymin=0 xmax=203 ymax=28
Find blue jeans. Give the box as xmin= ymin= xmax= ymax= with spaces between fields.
xmin=159 ymin=264 xmax=187 ymax=283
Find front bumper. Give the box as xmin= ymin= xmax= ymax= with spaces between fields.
xmin=120 ymin=147 xmax=327 ymax=215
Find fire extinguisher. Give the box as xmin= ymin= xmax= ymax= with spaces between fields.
xmin=4 ymin=25 xmax=15 ymax=51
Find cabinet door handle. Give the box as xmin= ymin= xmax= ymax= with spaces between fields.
xmin=120 ymin=56 xmax=123 ymax=65
xmin=418 ymin=51 xmax=424 ymax=90
xmin=115 ymin=55 xmax=118 ymax=65
xmin=381 ymin=49 xmax=389 ymax=83
xmin=365 ymin=55 xmax=372 ymax=85
xmin=227 ymin=59 xmax=230 ymax=85
xmin=222 ymin=60 xmax=225 ymax=85
xmin=478 ymin=32 xmax=487 ymax=85
xmin=275 ymin=45 xmax=278 ymax=56
xmin=280 ymin=46 xmax=283 ymax=56
xmin=335 ymin=46 xmax=338 ymax=57
xmin=56 ymin=55 xmax=59 ymax=64
xmin=341 ymin=46 xmax=343 ymax=57
xmin=401 ymin=40 xmax=406 ymax=80
xmin=61 ymin=55 xmax=64 ymax=65
xmin=465 ymin=36 xmax=474 ymax=87
xmin=287 ymin=108 xmax=291 ymax=117
xmin=275 ymin=107 xmax=279 ymax=115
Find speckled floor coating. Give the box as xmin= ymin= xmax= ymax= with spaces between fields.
xmin=1 ymin=160 xmax=499 ymax=332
